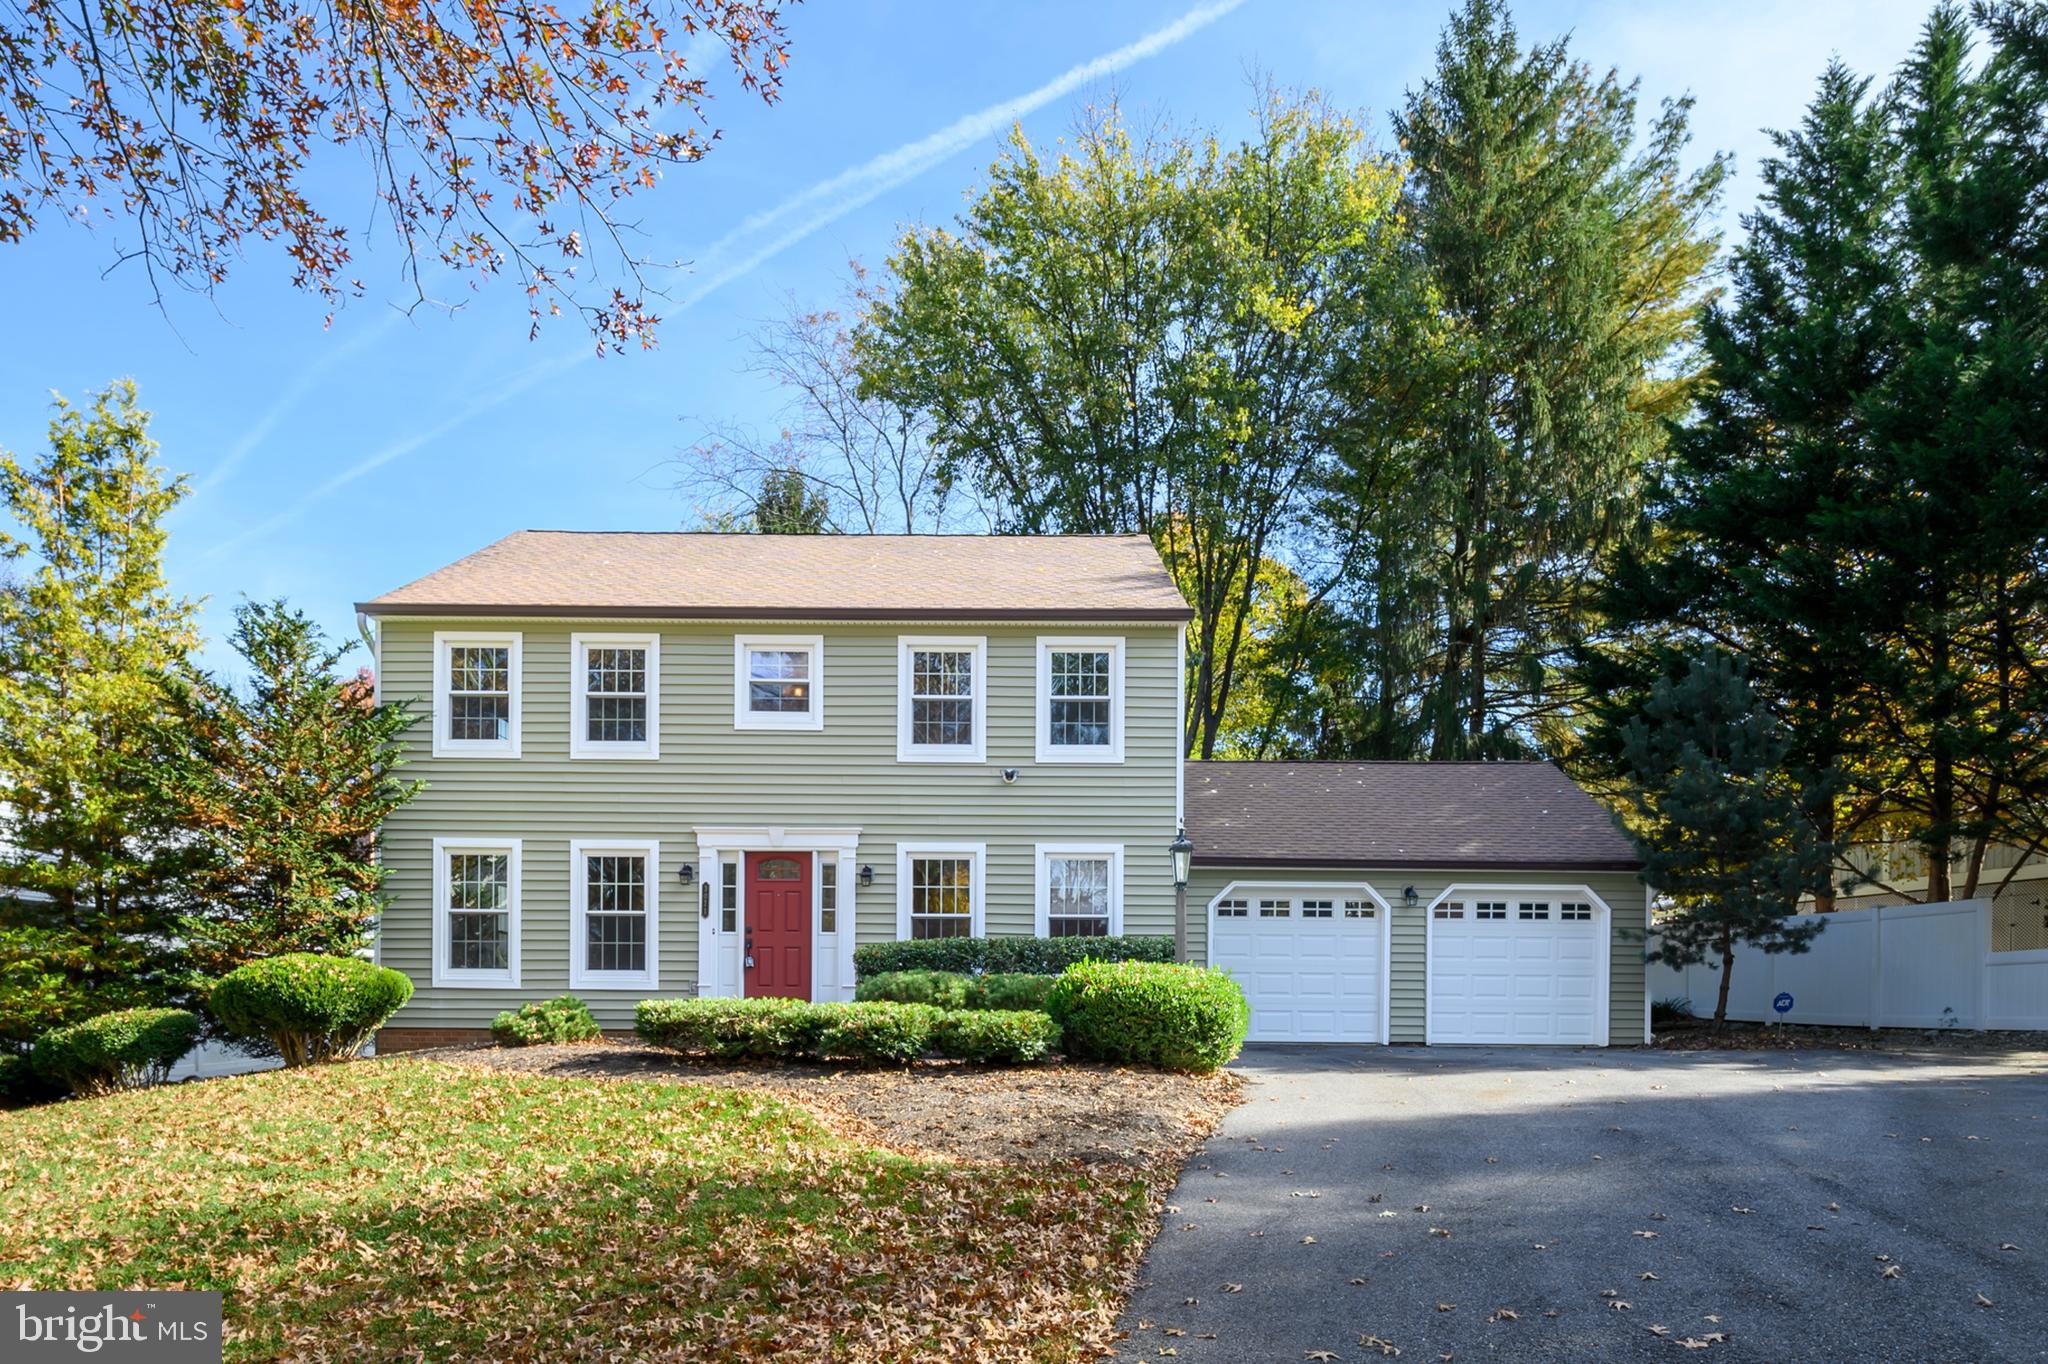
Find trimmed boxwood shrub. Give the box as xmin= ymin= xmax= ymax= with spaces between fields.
xmin=932 ymin=1008 xmax=1062 ymax=1064
xmin=854 ymin=969 xmax=971 ymax=1009
xmin=812 ymin=1002 xmax=942 ymax=1065
xmin=634 ymin=997 xmax=827 ymax=1060
xmin=966 ymin=972 xmax=1057 ymax=1012
xmin=491 ymin=995 xmax=602 ymax=1047
xmin=852 ymin=934 xmax=1173 ymax=980
xmin=31 ymin=1007 xmax=202 ymax=1096
xmin=210 ymin=953 xmax=414 ymax=1066
xmin=1045 ymin=960 xmax=1249 ymax=1074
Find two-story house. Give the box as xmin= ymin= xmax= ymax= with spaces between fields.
xmin=360 ymin=531 xmax=1648 ymax=1049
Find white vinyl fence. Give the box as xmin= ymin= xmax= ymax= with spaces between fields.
xmin=1647 ymin=898 xmax=2048 ymax=1031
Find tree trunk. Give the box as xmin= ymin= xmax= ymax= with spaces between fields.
xmin=1712 ymin=937 xmax=1737 ymax=1032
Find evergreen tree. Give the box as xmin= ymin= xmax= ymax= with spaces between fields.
xmin=750 ymin=468 xmax=832 ymax=534
xmin=1619 ymin=654 xmax=1834 ymax=1028
xmin=158 ymin=602 xmax=422 ymax=984
xmin=0 ymin=382 xmax=200 ymax=1047
xmin=1392 ymin=0 xmax=1727 ymax=758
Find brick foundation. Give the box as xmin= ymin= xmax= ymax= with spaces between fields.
xmin=375 ymin=1027 xmax=492 ymax=1052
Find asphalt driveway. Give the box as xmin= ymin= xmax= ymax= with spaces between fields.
xmin=1118 ymin=1045 xmax=2048 ymax=1362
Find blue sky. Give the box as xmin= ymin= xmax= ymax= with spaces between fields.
xmin=0 ymin=0 xmax=1937 ymax=676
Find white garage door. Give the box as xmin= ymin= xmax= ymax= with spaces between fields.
xmin=1210 ymin=890 xmax=1384 ymax=1042
xmin=1429 ymin=895 xmax=1604 ymax=1045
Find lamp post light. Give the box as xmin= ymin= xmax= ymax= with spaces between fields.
xmin=1169 ymin=826 xmax=1194 ymax=964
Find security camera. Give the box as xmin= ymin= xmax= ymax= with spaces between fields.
xmin=1000 ymin=768 xmax=1019 ymax=784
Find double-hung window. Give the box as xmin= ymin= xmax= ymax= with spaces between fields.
xmin=1035 ymin=844 xmax=1122 ymax=937
xmin=897 ymin=637 xmax=986 ymax=762
xmin=898 ymin=843 xmax=984 ymax=939
xmin=434 ymin=633 xmax=521 ymax=757
xmin=571 ymin=634 xmax=658 ymax=758
xmin=569 ymin=839 xmax=658 ymax=988
xmin=734 ymin=635 xmax=824 ymax=731
xmin=433 ymin=838 xmax=520 ymax=987
xmin=1036 ymin=637 xmax=1124 ymax=762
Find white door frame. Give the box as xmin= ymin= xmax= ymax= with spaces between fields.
xmin=1206 ymin=879 xmax=1393 ymax=1044
xmin=692 ymin=826 xmax=860 ymax=1001
xmin=1424 ymin=882 xmax=1613 ymax=1046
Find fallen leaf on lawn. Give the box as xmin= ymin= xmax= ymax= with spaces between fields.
xmin=1731 ymin=1206 xmax=1752 ymax=1215
xmin=1414 ymin=1204 xmax=1431 ymax=1212
xmin=1610 ymin=1301 xmax=1632 ymax=1311
xmin=1351 ymin=1278 xmax=1369 ymax=1286
xmin=1826 ymin=1202 xmax=1839 ymax=1211
xmin=1640 ymin=1272 xmax=1659 ymax=1281
xmin=1368 ymin=1192 xmax=1385 ymax=1203
xmin=1290 ymin=1190 xmax=1321 ymax=1198
xmin=1976 ymin=1293 xmax=1994 ymax=1308
xmin=1648 ymin=1325 xmax=1671 ymax=1338
xmin=1601 ymin=1289 xmax=1620 ymax=1298
xmin=1486 ymin=1156 xmax=1499 ymax=1164
xmin=1650 ymin=1212 xmax=1669 ymax=1221
xmin=1633 ymin=1230 xmax=1659 ymax=1239
xmin=1379 ymin=1210 xmax=1399 ymax=1218
xmin=1164 ymin=1327 xmax=1186 ymax=1337
xmin=1221 ymin=1283 xmax=1243 ymax=1293
xmin=1196 ymin=1333 xmax=1216 ymax=1340
xmin=1436 ymin=1302 xmax=1456 ymax=1312
xmin=1182 ymin=1297 xmax=1198 ymax=1306
xmin=1875 ymin=1253 xmax=1891 ymax=1262
xmin=1158 ymin=1349 xmax=1177 ymax=1357
xmin=2000 ymin=1243 xmax=2020 ymax=1251
xmin=1301 ymin=1235 xmax=1318 ymax=1244
xmin=1430 ymin=1227 xmax=1452 ymax=1238
xmin=1358 ymin=1334 xmax=1402 ymax=1357
xmin=1880 ymin=1265 xmax=1903 ymax=1280
xmin=1487 ymin=1307 xmax=1518 ymax=1322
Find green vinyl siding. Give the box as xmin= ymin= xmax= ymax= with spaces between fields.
xmin=375 ymin=618 xmax=1183 ymax=1030
xmin=1190 ymin=866 xmax=1649 ymax=1045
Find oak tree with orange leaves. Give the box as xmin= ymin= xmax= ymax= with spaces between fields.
xmin=0 ymin=0 xmax=794 ymax=347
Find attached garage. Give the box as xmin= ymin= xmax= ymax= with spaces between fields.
xmin=1185 ymin=762 xmax=1647 ymax=1047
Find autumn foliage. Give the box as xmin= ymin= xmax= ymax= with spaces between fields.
xmin=0 ymin=0 xmax=794 ymax=345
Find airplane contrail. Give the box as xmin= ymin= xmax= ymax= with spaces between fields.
xmin=210 ymin=0 xmax=1249 ymax=553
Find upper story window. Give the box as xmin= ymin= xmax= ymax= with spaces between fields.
xmin=570 ymin=839 xmax=657 ymax=989
xmin=1036 ymin=637 xmax=1124 ymax=763
xmin=433 ymin=838 xmax=520 ymax=987
xmin=734 ymin=635 xmax=824 ymax=732
xmin=572 ymin=634 xmax=659 ymax=759
xmin=1036 ymin=844 xmax=1123 ymax=938
xmin=433 ymin=632 xmax=522 ymax=758
xmin=897 ymin=637 xmax=986 ymax=762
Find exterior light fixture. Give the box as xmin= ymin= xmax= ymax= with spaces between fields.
xmin=859 ymin=864 xmax=875 ymax=888
xmin=1402 ymin=885 xmax=1419 ymax=908
xmin=1169 ymin=826 xmax=1194 ymax=964
xmin=677 ymin=863 xmax=696 ymax=887
xmin=1169 ymin=827 xmax=1193 ymax=890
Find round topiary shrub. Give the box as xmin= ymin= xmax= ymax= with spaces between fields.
xmin=491 ymin=995 xmax=602 ymax=1047
xmin=853 ymin=969 xmax=971 ymax=1009
xmin=1045 ymin=961 xmax=1249 ymax=1074
xmin=931 ymin=1008 xmax=1062 ymax=1064
xmin=30 ymin=1007 xmax=202 ymax=1096
xmin=210 ymin=954 xmax=414 ymax=1066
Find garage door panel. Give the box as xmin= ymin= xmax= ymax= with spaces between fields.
xmin=1209 ymin=890 xmax=1384 ymax=1043
xmin=1430 ymin=906 xmax=1604 ymax=1045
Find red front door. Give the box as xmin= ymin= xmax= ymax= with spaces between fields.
xmin=745 ymin=851 xmax=813 ymax=999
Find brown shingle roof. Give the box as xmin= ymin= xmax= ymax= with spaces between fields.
xmin=1185 ymin=760 xmax=1642 ymax=872
xmin=357 ymin=531 xmax=1191 ymax=621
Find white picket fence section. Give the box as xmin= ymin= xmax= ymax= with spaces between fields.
xmin=1647 ymin=898 xmax=2048 ymax=1031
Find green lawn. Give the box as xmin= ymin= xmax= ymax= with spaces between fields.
xmin=0 ymin=1060 xmax=1163 ymax=1360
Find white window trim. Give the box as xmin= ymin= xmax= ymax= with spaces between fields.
xmin=1035 ymin=636 xmax=1125 ymax=763
xmin=431 ymin=837 xmax=521 ymax=988
xmin=896 ymin=636 xmax=987 ymax=763
xmin=567 ymin=838 xmax=660 ymax=990
xmin=733 ymin=634 xmax=825 ymax=732
xmin=432 ymin=632 xmax=522 ymax=759
xmin=1033 ymin=842 xmax=1125 ymax=937
xmin=570 ymin=632 xmax=660 ymax=759
xmin=896 ymin=841 xmax=987 ymax=939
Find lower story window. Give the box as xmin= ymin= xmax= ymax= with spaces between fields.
xmin=573 ymin=842 xmax=656 ymax=986
xmin=435 ymin=839 xmax=519 ymax=986
xmin=1044 ymin=851 xmax=1115 ymax=937
xmin=909 ymin=854 xmax=975 ymax=939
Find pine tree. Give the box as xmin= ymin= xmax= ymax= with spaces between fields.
xmin=157 ymin=602 xmax=422 ymax=984
xmin=751 ymin=468 xmax=832 ymax=534
xmin=0 ymin=382 xmax=200 ymax=1047
xmin=1620 ymin=654 xmax=1834 ymax=1028
xmin=1393 ymin=0 xmax=1727 ymax=757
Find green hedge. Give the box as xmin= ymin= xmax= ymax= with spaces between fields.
xmin=812 ymin=1002 xmax=943 ymax=1064
xmin=210 ymin=954 xmax=413 ymax=1066
xmin=634 ymin=997 xmax=825 ymax=1060
xmin=852 ymin=934 xmax=1173 ymax=979
xmin=30 ymin=1007 xmax=202 ymax=1096
xmin=491 ymin=996 xmax=601 ymax=1047
xmin=857 ymin=970 xmax=1057 ymax=1013
xmin=1045 ymin=961 xmax=1249 ymax=1074
xmin=932 ymin=1008 xmax=1063 ymax=1064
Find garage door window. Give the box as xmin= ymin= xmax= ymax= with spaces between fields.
xmin=1561 ymin=901 xmax=1593 ymax=921
xmin=1258 ymin=898 xmax=1291 ymax=918
xmin=1434 ymin=902 xmax=1465 ymax=919
xmin=1301 ymin=899 xmax=1334 ymax=919
xmin=1345 ymin=899 xmax=1375 ymax=919
xmin=1476 ymin=901 xmax=1507 ymax=920
xmin=1215 ymin=898 xmax=1248 ymax=918
xmin=1518 ymin=902 xmax=1551 ymax=920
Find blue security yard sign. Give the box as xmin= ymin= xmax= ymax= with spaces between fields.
xmin=1773 ymin=992 xmax=1795 ymax=1016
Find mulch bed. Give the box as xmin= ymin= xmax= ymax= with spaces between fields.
xmin=1653 ymin=1018 xmax=2048 ymax=1054
xmin=416 ymin=1039 xmax=1244 ymax=1167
